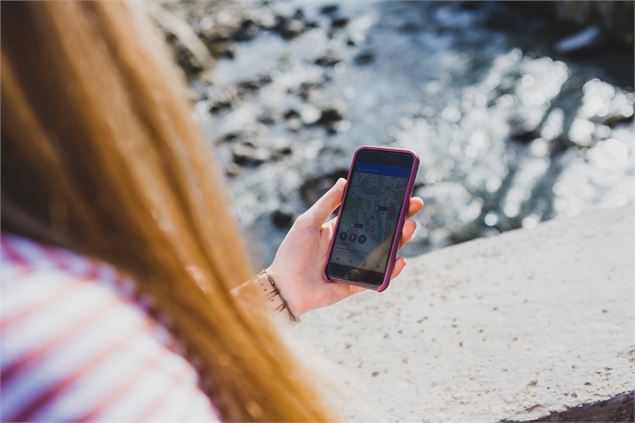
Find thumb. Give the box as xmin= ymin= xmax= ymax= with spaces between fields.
xmin=303 ymin=178 xmax=346 ymax=226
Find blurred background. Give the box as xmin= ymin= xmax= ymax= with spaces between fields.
xmin=150 ymin=0 xmax=634 ymax=268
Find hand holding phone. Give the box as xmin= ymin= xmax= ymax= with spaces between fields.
xmin=324 ymin=146 xmax=419 ymax=291
xmin=266 ymin=145 xmax=422 ymax=317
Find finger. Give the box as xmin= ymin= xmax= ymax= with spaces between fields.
xmin=391 ymin=256 xmax=407 ymax=279
xmin=303 ymin=178 xmax=346 ymax=226
xmin=407 ymin=197 xmax=424 ymax=218
xmin=398 ymin=219 xmax=417 ymax=251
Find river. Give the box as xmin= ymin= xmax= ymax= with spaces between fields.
xmin=160 ymin=0 xmax=635 ymax=267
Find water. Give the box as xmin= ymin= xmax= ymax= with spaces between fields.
xmin=177 ymin=0 xmax=634 ymax=267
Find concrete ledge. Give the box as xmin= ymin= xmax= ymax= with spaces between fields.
xmin=511 ymin=391 xmax=634 ymax=422
xmin=294 ymin=205 xmax=634 ymax=422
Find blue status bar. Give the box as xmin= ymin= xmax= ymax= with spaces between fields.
xmin=356 ymin=162 xmax=410 ymax=178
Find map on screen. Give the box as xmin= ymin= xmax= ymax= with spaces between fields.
xmin=331 ymin=166 xmax=409 ymax=273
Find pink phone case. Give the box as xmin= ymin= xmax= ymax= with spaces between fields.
xmin=323 ymin=145 xmax=420 ymax=292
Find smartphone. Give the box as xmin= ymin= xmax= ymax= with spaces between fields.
xmin=324 ymin=146 xmax=419 ymax=292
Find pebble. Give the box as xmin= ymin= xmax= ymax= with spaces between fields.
xmin=286 ymin=117 xmax=303 ymax=131
xmin=316 ymin=106 xmax=345 ymax=125
xmin=283 ymin=109 xmax=300 ymax=120
xmin=225 ymin=162 xmax=241 ymax=177
xmin=231 ymin=18 xmax=260 ymax=42
xmin=271 ymin=206 xmax=295 ymax=229
xmin=236 ymin=74 xmax=273 ymax=95
xmin=257 ymin=109 xmax=279 ymax=125
xmin=354 ymin=50 xmax=375 ymax=65
xmin=209 ymin=99 xmax=232 ymax=114
xmin=271 ymin=14 xmax=317 ymax=40
xmin=298 ymin=104 xmax=322 ymax=125
xmin=319 ymin=4 xmax=339 ymax=15
xmin=216 ymin=131 xmax=242 ymax=144
xmin=231 ymin=143 xmax=271 ymax=166
xmin=288 ymin=80 xmax=325 ymax=101
xmin=331 ymin=17 xmax=350 ymax=29
xmin=314 ymin=52 xmax=342 ymax=67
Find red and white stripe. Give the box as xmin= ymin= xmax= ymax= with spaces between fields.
xmin=0 ymin=234 xmax=219 ymax=422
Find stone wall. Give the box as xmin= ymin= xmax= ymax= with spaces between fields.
xmin=289 ymin=205 xmax=634 ymax=422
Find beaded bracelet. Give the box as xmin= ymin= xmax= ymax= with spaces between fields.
xmin=257 ymin=270 xmax=300 ymax=323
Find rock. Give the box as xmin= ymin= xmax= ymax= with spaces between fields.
xmin=288 ymin=81 xmax=325 ymax=101
xmin=271 ymin=206 xmax=295 ymax=229
xmin=319 ymin=4 xmax=339 ymax=15
xmin=314 ymin=52 xmax=342 ymax=67
xmin=283 ymin=109 xmax=300 ymax=120
xmin=292 ymin=8 xmax=304 ymax=20
xmin=204 ymin=42 xmax=236 ymax=60
xmin=274 ymin=145 xmax=293 ymax=157
xmin=209 ymin=98 xmax=232 ymax=114
xmin=299 ymin=169 xmax=349 ymax=206
xmin=518 ymin=391 xmax=634 ymax=422
xmin=286 ymin=118 xmax=303 ymax=132
xmin=331 ymin=16 xmax=349 ymax=29
xmin=150 ymin=6 xmax=213 ymax=79
xmin=305 ymin=20 xmax=320 ymax=30
xmin=509 ymin=128 xmax=540 ymax=144
xmin=236 ymin=74 xmax=273 ymax=95
xmin=268 ymin=137 xmax=293 ymax=158
xmin=271 ymin=14 xmax=316 ymax=39
xmin=231 ymin=143 xmax=271 ymax=166
xmin=224 ymin=162 xmax=241 ymax=177
xmin=165 ymin=33 xmax=205 ymax=78
xmin=216 ymin=131 xmax=243 ymax=144
xmin=324 ymin=120 xmax=351 ymax=135
xmin=316 ymin=106 xmax=345 ymax=126
xmin=298 ymin=104 xmax=322 ymax=126
xmin=354 ymin=50 xmax=375 ymax=65
xmin=549 ymin=134 xmax=574 ymax=157
xmin=603 ymin=112 xmax=634 ymax=127
xmin=257 ymin=109 xmax=279 ymax=125
xmin=232 ymin=18 xmax=260 ymax=42
xmin=508 ymin=114 xmax=540 ymax=144
xmin=325 ymin=124 xmax=338 ymax=135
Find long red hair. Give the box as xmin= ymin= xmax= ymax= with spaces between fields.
xmin=1 ymin=1 xmax=333 ymax=421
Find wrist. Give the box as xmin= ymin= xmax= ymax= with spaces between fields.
xmin=258 ymin=269 xmax=301 ymax=322
xmin=265 ymin=266 xmax=306 ymax=318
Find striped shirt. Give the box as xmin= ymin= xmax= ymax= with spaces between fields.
xmin=1 ymin=234 xmax=219 ymax=421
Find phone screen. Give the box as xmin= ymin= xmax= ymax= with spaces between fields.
xmin=326 ymin=149 xmax=414 ymax=285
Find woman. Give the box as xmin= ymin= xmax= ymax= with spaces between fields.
xmin=1 ymin=2 xmax=423 ymax=421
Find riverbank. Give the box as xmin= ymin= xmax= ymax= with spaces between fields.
xmin=154 ymin=0 xmax=635 ymax=268
xmin=289 ymin=205 xmax=634 ymax=422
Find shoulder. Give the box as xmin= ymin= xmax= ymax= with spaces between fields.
xmin=1 ymin=234 xmax=219 ymax=421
